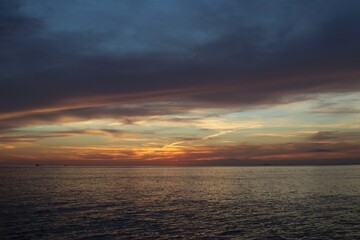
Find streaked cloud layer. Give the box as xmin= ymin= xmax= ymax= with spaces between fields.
xmin=1 ymin=0 xmax=359 ymax=165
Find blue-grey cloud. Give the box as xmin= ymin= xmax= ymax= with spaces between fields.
xmin=1 ymin=0 xmax=360 ymax=118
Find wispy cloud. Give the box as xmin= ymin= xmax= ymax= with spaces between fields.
xmin=163 ymin=129 xmax=236 ymax=149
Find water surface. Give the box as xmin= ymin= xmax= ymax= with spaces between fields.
xmin=1 ymin=166 xmax=359 ymax=239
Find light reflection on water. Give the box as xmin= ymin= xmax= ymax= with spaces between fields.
xmin=1 ymin=166 xmax=360 ymax=239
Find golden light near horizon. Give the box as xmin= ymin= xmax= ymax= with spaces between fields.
xmin=1 ymin=93 xmax=359 ymax=165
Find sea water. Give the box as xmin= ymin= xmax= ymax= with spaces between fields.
xmin=1 ymin=166 xmax=359 ymax=239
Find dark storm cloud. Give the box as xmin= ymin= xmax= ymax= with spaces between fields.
xmin=1 ymin=0 xmax=360 ymax=119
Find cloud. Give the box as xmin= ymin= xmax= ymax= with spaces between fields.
xmin=310 ymin=93 xmax=360 ymax=114
xmin=309 ymin=149 xmax=334 ymax=153
xmin=0 ymin=128 xmax=145 ymax=145
xmin=1 ymin=1 xmax=360 ymax=164
xmin=1 ymin=140 xmax=359 ymax=165
xmin=0 ymin=0 xmax=360 ymax=121
xmin=162 ymin=129 xmax=234 ymax=149
xmin=0 ymin=103 xmax=192 ymax=131
xmin=310 ymin=131 xmax=360 ymax=143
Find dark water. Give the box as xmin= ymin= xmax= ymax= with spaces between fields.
xmin=0 ymin=166 xmax=359 ymax=239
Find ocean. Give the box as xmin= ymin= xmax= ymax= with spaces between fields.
xmin=1 ymin=166 xmax=359 ymax=239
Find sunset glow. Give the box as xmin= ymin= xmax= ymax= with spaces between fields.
xmin=1 ymin=1 xmax=360 ymax=165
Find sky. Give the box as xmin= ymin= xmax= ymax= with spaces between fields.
xmin=0 ymin=0 xmax=360 ymax=165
